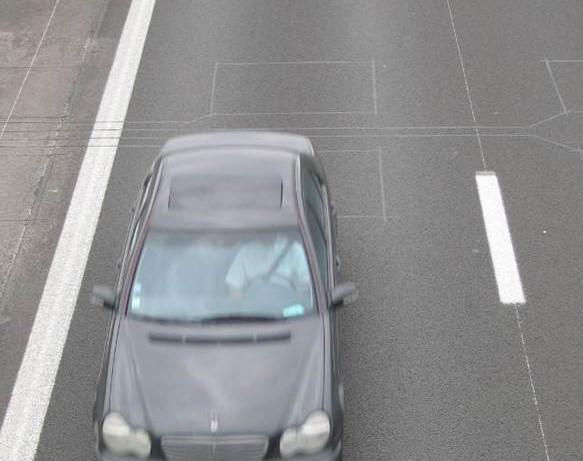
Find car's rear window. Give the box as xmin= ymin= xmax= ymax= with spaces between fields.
xmin=169 ymin=174 xmax=283 ymax=211
xmin=129 ymin=229 xmax=315 ymax=322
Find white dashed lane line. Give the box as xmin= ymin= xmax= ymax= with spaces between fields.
xmin=0 ymin=0 xmax=157 ymax=460
xmin=475 ymin=171 xmax=526 ymax=305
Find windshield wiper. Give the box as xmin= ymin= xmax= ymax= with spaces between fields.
xmin=131 ymin=313 xmax=182 ymax=324
xmin=199 ymin=314 xmax=281 ymax=324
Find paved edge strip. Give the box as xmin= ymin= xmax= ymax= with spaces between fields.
xmin=475 ymin=172 xmax=526 ymax=305
xmin=0 ymin=0 xmax=157 ymax=459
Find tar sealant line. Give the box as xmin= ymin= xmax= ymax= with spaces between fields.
xmin=371 ymin=59 xmax=378 ymax=115
xmin=209 ymin=62 xmax=219 ymax=114
xmin=475 ymin=172 xmax=525 ymax=305
xmin=447 ymin=0 xmax=486 ymax=169
xmin=529 ymin=111 xmax=568 ymax=129
xmin=0 ymin=0 xmax=157 ymax=460
xmin=543 ymin=59 xmax=568 ymax=114
xmin=217 ymin=60 xmax=372 ymax=65
xmin=542 ymin=58 xmax=583 ymax=63
xmin=514 ymin=305 xmax=551 ymax=461
xmin=0 ymin=0 xmax=62 ymax=140
xmin=378 ymin=147 xmax=387 ymax=222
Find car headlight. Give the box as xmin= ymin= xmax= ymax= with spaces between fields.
xmin=279 ymin=410 xmax=331 ymax=458
xmin=102 ymin=412 xmax=151 ymax=459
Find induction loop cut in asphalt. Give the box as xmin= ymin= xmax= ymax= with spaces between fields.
xmin=543 ymin=59 xmax=568 ymax=114
xmin=2 ymin=133 xmax=582 ymax=155
xmin=543 ymin=59 xmax=583 ymax=62
xmin=3 ymin=111 xmax=581 ymax=154
xmin=210 ymin=61 xmax=376 ymax=115
xmin=529 ymin=111 xmax=568 ymax=129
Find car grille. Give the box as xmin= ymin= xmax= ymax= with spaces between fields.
xmin=161 ymin=434 xmax=269 ymax=461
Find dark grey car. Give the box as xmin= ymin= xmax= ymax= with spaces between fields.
xmin=92 ymin=132 xmax=357 ymax=461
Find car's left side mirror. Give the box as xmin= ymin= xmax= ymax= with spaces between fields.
xmin=331 ymin=282 xmax=358 ymax=308
xmin=92 ymin=285 xmax=115 ymax=310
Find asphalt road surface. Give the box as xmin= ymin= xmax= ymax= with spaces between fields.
xmin=3 ymin=0 xmax=583 ymax=460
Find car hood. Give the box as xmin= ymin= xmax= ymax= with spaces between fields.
xmin=108 ymin=316 xmax=325 ymax=435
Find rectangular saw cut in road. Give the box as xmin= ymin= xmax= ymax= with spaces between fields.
xmin=476 ymin=172 xmax=526 ymax=305
xmin=212 ymin=61 xmax=374 ymax=115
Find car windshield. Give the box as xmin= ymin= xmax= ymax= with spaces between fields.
xmin=129 ymin=229 xmax=315 ymax=322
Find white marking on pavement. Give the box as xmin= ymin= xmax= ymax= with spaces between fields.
xmin=446 ymin=0 xmax=486 ymax=169
xmin=0 ymin=0 xmax=157 ymax=459
xmin=514 ymin=305 xmax=551 ymax=461
xmin=475 ymin=172 xmax=525 ymax=304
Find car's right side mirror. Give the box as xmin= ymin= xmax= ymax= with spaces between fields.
xmin=331 ymin=282 xmax=358 ymax=308
xmin=92 ymin=285 xmax=115 ymax=309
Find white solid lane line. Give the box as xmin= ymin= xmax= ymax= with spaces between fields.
xmin=476 ymin=172 xmax=526 ymax=305
xmin=0 ymin=0 xmax=157 ymax=460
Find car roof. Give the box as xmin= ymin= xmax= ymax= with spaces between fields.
xmin=149 ymin=137 xmax=305 ymax=232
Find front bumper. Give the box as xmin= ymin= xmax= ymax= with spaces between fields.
xmin=99 ymin=441 xmax=341 ymax=461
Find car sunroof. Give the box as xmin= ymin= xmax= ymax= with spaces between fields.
xmin=169 ymin=174 xmax=283 ymax=211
